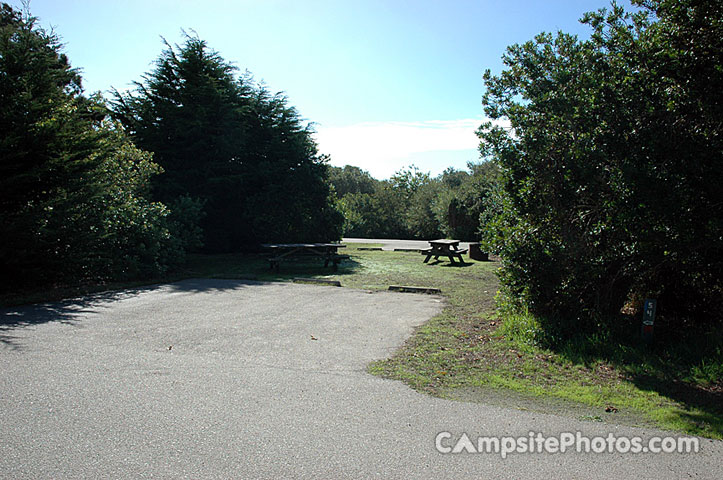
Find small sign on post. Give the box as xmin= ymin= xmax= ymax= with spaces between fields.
xmin=641 ymin=298 xmax=657 ymax=344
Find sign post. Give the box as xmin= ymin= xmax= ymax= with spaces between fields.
xmin=641 ymin=298 xmax=657 ymax=344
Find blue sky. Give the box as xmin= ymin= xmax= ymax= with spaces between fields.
xmin=13 ymin=0 xmax=629 ymax=178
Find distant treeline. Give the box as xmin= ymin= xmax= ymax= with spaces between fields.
xmin=329 ymin=163 xmax=499 ymax=241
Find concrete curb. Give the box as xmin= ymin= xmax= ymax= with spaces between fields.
xmin=388 ymin=285 xmax=441 ymax=294
xmin=293 ymin=278 xmax=342 ymax=287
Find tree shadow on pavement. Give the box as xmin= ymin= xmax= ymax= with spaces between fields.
xmin=1 ymin=285 xmax=161 ymax=350
xmin=0 ymin=253 xmax=363 ymax=349
xmin=1 ymin=278 xmax=259 ymax=330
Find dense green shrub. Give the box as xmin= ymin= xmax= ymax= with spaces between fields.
xmin=479 ymin=0 xmax=723 ymax=331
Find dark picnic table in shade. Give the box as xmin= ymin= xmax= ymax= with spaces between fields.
xmin=420 ymin=239 xmax=468 ymax=265
xmin=261 ymin=243 xmax=349 ymax=271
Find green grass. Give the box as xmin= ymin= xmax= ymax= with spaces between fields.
xmin=3 ymin=244 xmax=721 ymax=438
xmin=482 ymin=308 xmax=723 ymax=437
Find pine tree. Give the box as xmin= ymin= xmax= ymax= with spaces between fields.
xmin=1 ymin=3 xmax=181 ymax=288
xmin=111 ymin=35 xmax=342 ymax=251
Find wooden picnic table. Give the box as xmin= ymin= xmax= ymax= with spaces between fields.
xmin=420 ymin=239 xmax=468 ymax=265
xmin=261 ymin=243 xmax=348 ymax=271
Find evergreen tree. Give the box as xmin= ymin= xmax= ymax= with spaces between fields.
xmin=112 ymin=35 xmax=342 ymax=251
xmin=0 ymin=3 xmax=181 ymax=288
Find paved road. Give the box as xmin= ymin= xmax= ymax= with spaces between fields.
xmin=1 ymin=280 xmax=720 ymax=479
xmin=343 ymin=237 xmax=472 ymax=251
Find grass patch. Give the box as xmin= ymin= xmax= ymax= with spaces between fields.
xmin=3 ymin=244 xmax=721 ymax=438
xmin=355 ymin=251 xmax=722 ymax=438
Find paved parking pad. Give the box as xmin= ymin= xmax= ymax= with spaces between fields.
xmin=1 ymin=279 xmax=721 ymax=479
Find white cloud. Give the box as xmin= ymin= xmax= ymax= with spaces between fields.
xmin=314 ymin=118 xmax=508 ymax=179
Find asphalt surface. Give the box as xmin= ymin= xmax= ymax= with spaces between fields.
xmin=343 ymin=237 xmax=472 ymax=251
xmin=1 ymin=279 xmax=721 ymax=479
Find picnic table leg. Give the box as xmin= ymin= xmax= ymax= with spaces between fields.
xmin=424 ymin=254 xmax=432 ymax=263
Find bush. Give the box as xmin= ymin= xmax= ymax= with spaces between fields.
xmin=479 ymin=0 xmax=723 ymax=333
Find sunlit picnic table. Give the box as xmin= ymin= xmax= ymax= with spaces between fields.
xmin=261 ymin=243 xmax=348 ymax=271
xmin=420 ymin=239 xmax=468 ymax=265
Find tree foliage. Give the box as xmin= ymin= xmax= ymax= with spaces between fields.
xmin=478 ymin=0 xmax=723 ymax=333
xmin=111 ymin=35 xmax=342 ymax=251
xmin=333 ymin=163 xmax=497 ymax=240
xmin=328 ymin=165 xmax=378 ymax=198
xmin=436 ymin=163 xmax=500 ymax=240
xmin=0 ymin=3 xmax=181 ymax=288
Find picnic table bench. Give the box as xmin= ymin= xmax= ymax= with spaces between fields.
xmin=261 ymin=243 xmax=349 ymax=271
xmin=421 ymin=239 xmax=467 ymax=265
